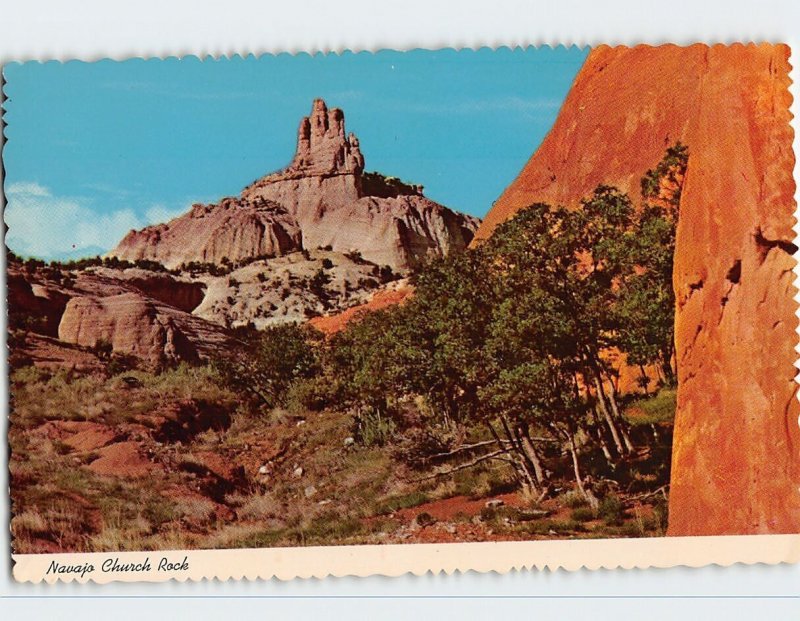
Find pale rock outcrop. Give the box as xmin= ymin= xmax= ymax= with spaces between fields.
xmin=58 ymin=291 xmax=231 ymax=365
xmin=111 ymin=99 xmax=479 ymax=272
xmin=192 ymin=249 xmax=394 ymax=329
xmin=112 ymin=198 xmax=302 ymax=270
xmin=473 ymin=44 xmax=799 ymax=536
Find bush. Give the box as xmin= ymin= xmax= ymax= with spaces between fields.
xmin=598 ymin=494 xmax=626 ymax=526
xmin=345 ymin=250 xmax=364 ymax=263
xmin=353 ymin=409 xmax=396 ymax=447
xmin=321 ymin=258 xmax=334 ymax=270
xmin=389 ymin=425 xmax=461 ymax=469
xmin=214 ymin=323 xmax=322 ymax=411
xmin=285 ymin=376 xmax=335 ymax=413
xmin=94 ymin=339 xmax=114 ymax=361
xmin=571 ymin=506 xmax=595 ymax=522
xmin=625 ymin=388 xmax=677 ymax=426
xmin=652 ymin=495 xmax=669 ymax=532
xmin=106 ymin=353 xmax=138 ymax=376
xmin=562 ymin=490 xmax=588 ymax=509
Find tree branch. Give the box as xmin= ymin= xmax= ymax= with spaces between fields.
xmin=405 ymin=449 xmax=508 ymax=482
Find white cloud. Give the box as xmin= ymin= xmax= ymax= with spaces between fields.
xmin=144 ymin=203 xmax=187 ymax=225
xmin=4 ymin=182 xmax=142 ymax=260
xmin=6 ymin=181 xmax=52 ymax=197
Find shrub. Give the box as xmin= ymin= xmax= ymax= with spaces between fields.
xmin=353 ymin=409 xmax=396 ymax=447
xmin=321 ymin=258 xmax=334 ymax=270
xmin=106 ymin=353 xmax=138 ymax=376
xmin=562 ymin=490 xmax=588 ymax=509
xmin=94 ymin=339 xmax=114 ymax=361
xmin=652 ymin=495 xmax=669 ymax=532
xmin=625 ymin=388 xmax=677 ymax=426
xmin=213 ymin=323 xmax=322 ymax=411
xmin=285 ymin=376 xmax=335 ymax=413
xmin=389 ymin=425 xmax=460 ymax=469
xmin=379 ymin=265 xmax=397 ymax=283
xmin=345 ymin=250 xmax=364 ymax=263
xmin=571 ymin=506 xmax=595 ymax=522
xmin=598 ymin=494 xmax=626 ymax=526
xmin=376 ymin=491 xmax=430 ymax=515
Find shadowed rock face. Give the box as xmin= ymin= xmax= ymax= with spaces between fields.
xmin=111 ymin=99 xmax=479 ymax=272
xmin=58 ymin=291 xmax=231 ymax=365
xmin=8 ymin=260 xmax=232 ymax=368
xmin=474 ymin=44 xmax=799 ymax=535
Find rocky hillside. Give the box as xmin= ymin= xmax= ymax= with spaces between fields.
xmin=8 ymin=260 xmax=233 ymax=368
xmin=112 ymin=99 xmax=480 ymax=273
xmin=473 ymin=44 xmax=798 ymax=536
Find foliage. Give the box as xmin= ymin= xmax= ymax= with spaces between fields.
xmin=352 ymin=408 xmax=396 ymax=447
xmin=214 ymin=323 xmax=323 ymax=411
xmin=598 ymin=494 xmax=626 ymax=526
xmin=624 ymin=389 xmax=677 ymax=426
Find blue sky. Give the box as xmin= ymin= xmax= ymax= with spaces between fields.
xmin=2 ymin=47 xmax=588 ymax=260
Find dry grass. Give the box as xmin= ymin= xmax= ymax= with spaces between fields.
xmin=10 ymin=360 xmax=670 ymax=553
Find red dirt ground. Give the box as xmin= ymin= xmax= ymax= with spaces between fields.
xmin=87 ymin=441 xmax=158 ymax=477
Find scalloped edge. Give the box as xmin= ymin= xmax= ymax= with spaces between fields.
xmin=4 ymin=42 xmax=800 ymax=585
xmin=10 ymin=534 xmax=800 ymax=584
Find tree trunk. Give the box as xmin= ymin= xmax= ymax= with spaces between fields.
xmin=518 ymin=425 xmax=546 ymax=485
xmin=590 ymin=406 xmax=616 ymax=464
xmin=567 ymin=435 xmax=598 ymax=509
xmin=500 ymin=416 xmax=541 ymax=494
xmin=487 ymin=421 xmax=539 ymax=496
xmin=605 ymin=378 xmax=635 ymax=454
xmin=650 ymin=423 xmax=660 ymax=444
xmin=592 ymin=374 xmax=626 ymax=455
xmin=661 ymin=349 xmax=676 ymax=387
xmin=638 ymin=364 xmax=650 ymax=396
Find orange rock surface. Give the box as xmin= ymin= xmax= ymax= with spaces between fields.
xmin=309 ymin=281 xmax=413 ymax=335
xmin=474 ymin=44 xmax=799 ymax=535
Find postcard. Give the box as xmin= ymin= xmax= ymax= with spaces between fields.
xmin=4 ymin=44 xmax=799 ymax=583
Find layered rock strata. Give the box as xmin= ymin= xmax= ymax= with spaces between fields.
xmin=112 ymin=99 xmax=479 ymax=272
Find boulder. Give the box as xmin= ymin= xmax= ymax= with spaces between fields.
xmin=473 ymin=44 xmax=799 ymax=535
xmin=58 ymin=291 xmax=231 ymax=365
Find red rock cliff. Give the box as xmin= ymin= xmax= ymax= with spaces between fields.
xmin=474 ymin=44 xmax=799 ymax=535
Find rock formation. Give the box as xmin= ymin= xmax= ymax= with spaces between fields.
xmin=191 ymin=249 xmax=395 ymax=330
xmin=58 ymin=292 xmax=230 ymax=365
xmin=112 ymin=198 xmax=302 ymax=270
xmin=111 ymin=99 xmax=479 ymax=272
xmin=474 ymin=44 xmax=799 ymax=535
xmin=7 ymin=259 xmax=232 ymax=367
xmin=309 ymin=279 xmax=413 ymax=335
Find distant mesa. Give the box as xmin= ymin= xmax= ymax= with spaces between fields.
xmin=110 ymin=98 xmax=480 ymax=272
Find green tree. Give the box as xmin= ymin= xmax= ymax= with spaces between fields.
xmin=482 ymin=193 xmax=636 ymax=459
xmin=215 ymin=323 xmax=323 ymax=411
xmin=616 ymin=144 xmax=687 ymax=385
